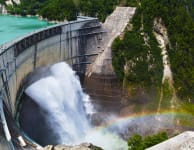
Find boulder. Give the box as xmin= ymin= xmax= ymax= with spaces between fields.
xmin=44 ymin=143 xmax=103 ymax=150
xmin=146 ymin=131 xmax=194 ymax=150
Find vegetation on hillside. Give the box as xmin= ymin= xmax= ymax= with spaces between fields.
xmin=112 ymin=0 xmax=194 ymax=101
xmin=122 ymin=0 xmax=139 ymax=7
xmin=0 ymin=0 xmax=5 ymax=4
xmin=3 ymin=0 xmax=194 ymax=101
xmin=39 ymin=0 xmax=77 ymax=21
xmin=112 ymin=9 xmax=163 ymax=88
xmin=79 ymin=0 xmax=119 ymax=22
xmin=128 ymin=132 xmax=168 ymax=150
xmin=6 ymin=0 xmax=47 ymax=16
xmin=112 ymin=30 xmax=163 ymax=87
xmin=5 ymin=0 xmax=120 ymax=21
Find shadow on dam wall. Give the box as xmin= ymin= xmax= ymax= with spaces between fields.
xmin=19 ymin=93 xmax=59 ymax=146
xmin=0 ymin=16 xmax=105 ymax=149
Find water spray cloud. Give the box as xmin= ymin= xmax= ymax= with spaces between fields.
xmin=25 ymin=62 xmax=128 ymax=150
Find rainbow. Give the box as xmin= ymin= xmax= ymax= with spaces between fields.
xmin=94 ymin=110 xmax=194 ymax=132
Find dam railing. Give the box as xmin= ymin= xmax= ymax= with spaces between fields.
xmin=0 ymin=16 xmax=103 ymax=107
xmin=0 ymin=98 xmax=14 ymax=150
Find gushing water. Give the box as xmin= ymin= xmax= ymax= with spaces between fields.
xmin=25 ymin=62 xmax=127 ymax=150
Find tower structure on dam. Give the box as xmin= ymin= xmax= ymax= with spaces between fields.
xmin=0 ymin=16 xmax=104 ymax=149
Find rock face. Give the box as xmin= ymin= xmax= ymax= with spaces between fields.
xmin=153 ymin=17 xmax=173 ymax=84
xmin=0 ymin=4 xmax=2 ymax=13
xmin=5 ymin=0 xmax=20 ymax=5
xmin=146 ymin=131 xmax=194 ymax=150
xmin=0 ymin=4 xmax=7 ymax=14
xmin=0 ymin=0 xmax=20 ymax=14
xmin=44 ymin=143 xmax=103 ymax=150
xmin=13 ymin=0 xmax=20 ymax=4
xmin=153 ymin=17 xmax=177 ymax=112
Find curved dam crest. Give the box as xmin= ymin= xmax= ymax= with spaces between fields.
xmin=0 ymin=7 xmax=138 ymax=150
xmin=1 ymin=6 xmax=193 ymax=150
xmin=0 ymin=16 xmax=104 ymax=149
xmin=0 ymin=16 xmax=104 ymax=114
xmin=0 ymin=15 xmax=51 ymax=45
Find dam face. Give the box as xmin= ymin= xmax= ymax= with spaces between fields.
xmin=0 ymin=16 xmax=103 ymax=114
xmin=0 ymin=16 xmax=104 ymax=149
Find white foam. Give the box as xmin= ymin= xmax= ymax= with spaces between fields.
xmin=25 ymin=62 xmax=128 ymax=150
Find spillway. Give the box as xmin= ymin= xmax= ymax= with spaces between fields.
xmin=18 ymin=62 xmax=128 ymax=150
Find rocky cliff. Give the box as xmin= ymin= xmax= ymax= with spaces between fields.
xmin=0 ymin=0 xmax=20 ymax=14
xmin=85 ymin=0 xmax=194 ymax=138
xmin=109 ymin=0 xmax=194 ymax=138
xmin=0 ymin=3 xmax=7 ymax=14
xmin=5 ymin=0 xmax=20 ymax=5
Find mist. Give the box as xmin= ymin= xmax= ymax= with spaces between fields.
xmin=25 ymin=62 xmax=128 ymax=150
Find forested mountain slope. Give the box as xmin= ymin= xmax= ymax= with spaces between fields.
xmin=1 ymin=0 xmax=194 ymax=103
xmin=112 ymin=0 xmax=194 ymax=104
xmin=2 ymin=0 xmax=120 ymax=21
xmin=2 ymin=0 xmax=194 ymax=106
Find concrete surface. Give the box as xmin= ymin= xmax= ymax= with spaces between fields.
xmin=87 ymin=7 xmax=136 ymax=76
xmin=147 ymin=131 xmax=194 ymax=150
xmin=0 ymin=17 xmax=103 ymax=115
xmin=0 ymin=17 xmax=103 ymax=149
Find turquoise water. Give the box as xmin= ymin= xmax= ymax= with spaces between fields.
xmin=0 ymin=15 xmax=52 ymax=45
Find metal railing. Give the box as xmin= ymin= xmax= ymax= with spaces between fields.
xmin=14 ymin=26 xmax=62 ymax=57
xmin=0 ymin=16 xmax=100 ymax=57
xmin=0 ymin=97 xmax=14 ymax=150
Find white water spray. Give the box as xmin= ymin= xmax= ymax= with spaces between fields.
xmin=25 ymin=62 xmax=128 ymax=150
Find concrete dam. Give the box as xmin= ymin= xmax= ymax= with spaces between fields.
xmin=0 ymin=6 xmax=138 ymax=149
xmin=1 ymin=6 xmax=194 ymax=150
xmin=0 ymin=16 xmax=105 ymax=149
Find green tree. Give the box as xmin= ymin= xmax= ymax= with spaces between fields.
xmin=128 ymin=134 xmax=144 ymax=150
xmin=39 ymin=0 xmax=77 ymax=21
xmin=128 ymin=132 xmax=168 ymax=150
xmin=112 ymin=0 xmax=194 ymax=101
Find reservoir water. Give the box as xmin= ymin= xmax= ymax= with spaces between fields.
xmin=0 ymin=15 xmax=51 ymax=45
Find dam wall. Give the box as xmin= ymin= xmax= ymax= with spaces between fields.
xmin=0 ymin=16 xmax=104 ymax=115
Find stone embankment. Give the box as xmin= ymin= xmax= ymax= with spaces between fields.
xmin=84 ymin=7 xmax=136 ymax=112
xmin=44 ymin=143 xmax=102 ymax=150
xmin=87 ymin=7 xmax=136 ymax=76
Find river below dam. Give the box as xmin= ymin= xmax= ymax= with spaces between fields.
xmin=0 ymin=15 xmax=51 ymax=45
